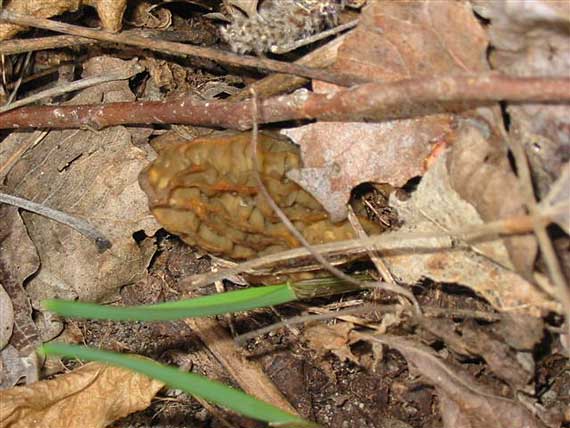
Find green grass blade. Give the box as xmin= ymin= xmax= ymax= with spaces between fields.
xmin=40 ymin=343 xmax=317 ymax=427
xmin=43 ymin=284 xmax=297 ymax=321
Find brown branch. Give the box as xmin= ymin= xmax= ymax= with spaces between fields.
xmin=1 ymin=74 xmax=569 ymax=130
xmin=0 ymin=10 xmax=362 ymax=87
xmin=0 ymin=34 xmax=94 ymax=55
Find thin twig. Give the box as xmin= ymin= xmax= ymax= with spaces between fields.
xmin=0 ymin=10 xmax=363 ymax=87
xmin=1 ymin=74 xmax=569 ymax=129
xmin=5 ymin=51 xmax=32 ymax=106
xmin=347 ymin=206 xmax=420 ymax=313
xmin=0 ymin=67 xmax=143 ymax=113
xmin=0 ymin=35 xmax=94 ymax=55
xmin=236 ymin=303 xmax=382 ymax=344
xmin=182 ymin=212 xmax=547 ymax=290
xmin=0 ymin=192 xmax=111 ymax=251
xmin=270 ymin=19 xmax=358 ymax=54
xmin=507 ymin=135 xmax=570 ymax=335
xmin=0 ymin=129 xmax=47 ymax=179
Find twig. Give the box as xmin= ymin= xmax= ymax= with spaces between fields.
xmin=249 ymin=89 xmax=415 ymax=304
xmin=181 ymin=212 xmax=547 ymax=289
xmin=0 ymin=192 xmax=111 ymax=251
xmin=270 ymin=19 xmax=358 ymax=54
xmin=0 ymin=66 xmax=143 ymax=113
xmin=346 ymin=206 xmax=420 ymax=313
xmin=4 ymin=51 xmax=32 ymax=106
xmin=507 ymin=135 xmax=570 ymax=335
xmin=235 ymin=303 xmax=382 ymax=344
xmin=1 ymin=74 xmax=569 ymax=129
xmin=0 ymin=35 xmax=94 ymax=55
xmin=0 ymin=130 xmax=47 ymax=179
xmin=0 ymin=10 xmax=363 ymax=87
xmin=229 ymin=33 xmax=347 ymax=101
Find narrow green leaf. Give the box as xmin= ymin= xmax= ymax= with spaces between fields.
xmin=41 ymin=343 xmax=317 ymax=427
xmin=43 ymin=284 xmax=297 ymax=321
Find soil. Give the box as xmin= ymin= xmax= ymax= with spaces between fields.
xmin=63 ymin=234 xmax=569 ymax=428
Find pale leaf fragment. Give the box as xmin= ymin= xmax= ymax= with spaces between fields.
xmin=0 ymin=362 xmax=164 ymax=428
xmin=382 ymin=127 xmax=558 ymax=316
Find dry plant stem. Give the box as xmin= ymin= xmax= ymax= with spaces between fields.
xmin=0 ymin=129 xmax=47 ymax=179
xmin=0 ymin=192 xmax=111 ymax=251
xmin=5 ymin=51 xmax=31 ymax=106
xmin=0 ymin=10 xmax=362 ymax=87
xmin=2 ymin=74 xmax=569 ymax=129
xmin=230 ymin=34 xmax=346 ymax=101
xmin=270 ymin=19 xmax=358 ymax=54
xmin=0 ymin=69 xmax=141 ymax=113
xmin=508 ymin=136 xmax=570 ymax=334
xmin=183 ymin=213 xmax=545 ymax=289
xmin=183 ymin=316 xmax=299 ymax=416
xmin=0 ymin=35 xmax=94 ymax=55
xmin=236 ymin=303 xmax=382 ymax=344
xmin=347 ymin=207 xmax=420 ymax=313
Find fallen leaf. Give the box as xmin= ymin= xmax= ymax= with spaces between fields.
xmin=446 ymin=122 xmax=538 ymax=277
xmin=461 ymin=320 xmax=534 ymax=389
xmin=381 ymin=126 xmax=558 ymax=316
xmin=283 ymin=119 xmax=450 ymax=222
xmin=304 ymin=322 xmax=360 ymax=365
xmin=371 ymin=335 xmax=548 ymax=428
xmin=0 ymin=345 xmax=39 ymax=390
xmin=472 ymin=0 xmax=570 ymax=198
xmin=284 ymin=0 xmax=492 ymax=221
xmin=0 ymin=361 xmax=164 ymax=428
xmin=129 ymin=1 xmax=172 ymax=30
xmin=0 ymin=285 xmax=13 ymax=352
xmin=1 ymin=57 xmax=158 ymax=305
xmin=540 ymin=161 xmax=570 ymax=235
xmin=0 ymin=206 xmax=40 ymax=356
xmin=0 ymin=0 xmax=128 ymax=40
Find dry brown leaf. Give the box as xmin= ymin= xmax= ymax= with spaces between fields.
xmin=0 ymin=206 xmax=41 ymax=357
xmin=304 ymin=322 xmax=360 ymax=365
xmin=372 ymin=335 xmax=549 ymax=428
xmin=225 ymin=0 xmax=259 ymax=18
xmin=1 ymin=57 xmax=158 ymax=305
xmin=283 ymin=0 xmax=492 ymax=221
xmin=0 ymin=285 xmax=13 ymax=352
xmin=382 ymin=126 xmax=558 ymax=316
xmin=540 ymin=161 xmax=570 ymax=235
xmin=128 ymin=1 xmax=172 ymax=30
xmin=446 ymin=123 xmax=538 ymax=277
xmin=471 ymin=0 xmax=570 ymax=198
xmin=0 ymin=0 xmax=128 ymax=40
xmin=0 ymin=361 xmax=164 ymax=428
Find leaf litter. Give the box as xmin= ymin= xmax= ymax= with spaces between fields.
xmin=0 ymin=0 xmax=568 ymax=427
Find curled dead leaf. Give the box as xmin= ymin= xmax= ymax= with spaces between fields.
xmin=383 ymin=126 xmax=556 ymax=316
xmin=0 ymin=361 xmax=164 ymax=428
xmin=371 ymin=335 xmax=549 ymax=428
xmin=0 ymin=0 xmax=128 ymax=40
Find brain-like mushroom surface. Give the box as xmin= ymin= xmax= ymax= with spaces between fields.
xmin=140 ymin=132 xmax=381 ymax=260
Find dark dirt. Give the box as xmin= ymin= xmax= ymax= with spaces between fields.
xmin=62 ymin=233 xmax=570 ymax=428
